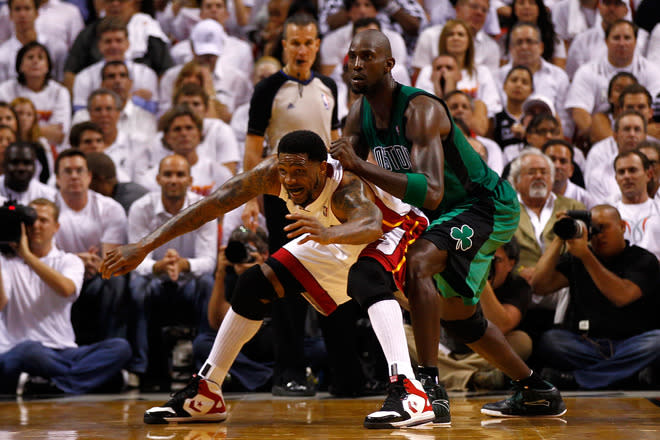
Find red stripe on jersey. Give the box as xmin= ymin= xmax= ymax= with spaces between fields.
xmin=271 ymin=248 xmax=338 ymax=316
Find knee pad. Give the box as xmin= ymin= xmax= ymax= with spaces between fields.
xmin=347 ymin=258 xmax=396 ymax=310
xmin=230 ymin=265 xmax=277 ymax=321
xmin=440 ymin=306 xmax=488 ymax=344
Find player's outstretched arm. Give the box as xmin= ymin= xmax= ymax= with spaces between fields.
xmin=100 ymin=157 xmax=280 ymax=278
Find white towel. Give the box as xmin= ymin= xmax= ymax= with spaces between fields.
xmin=126 ymin=12 xmax=170 ymax=60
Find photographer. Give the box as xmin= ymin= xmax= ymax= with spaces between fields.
xmin=531 ymin=205 xmax=660 ymax=389
xmin=127 ymin=154 xmax=216 ymax=390
xmin=192 ymin=226 xmax=275 ymax=391
xmin=0 ymin=199 xmax=131 ymax=394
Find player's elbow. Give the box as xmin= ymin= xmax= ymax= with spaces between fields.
xmin=423 ymin=184 xmax=444 ymax=210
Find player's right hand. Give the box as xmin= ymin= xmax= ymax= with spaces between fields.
xmin=330 ymin=138 xmax=361 ymax=171
xmin=100 ymin=242 xmax=149 ymax=278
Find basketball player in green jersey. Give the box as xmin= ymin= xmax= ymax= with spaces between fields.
xmin=331 ymin=29 xmax=566 ymax=419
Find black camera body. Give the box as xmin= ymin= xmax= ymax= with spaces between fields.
xmin=224 ymin=240 xmax=258 ymax=264
xmin=0 ymin=200 xmax=38 ymax=254
xmin=552 ymin=210 xmax=601 ymax=240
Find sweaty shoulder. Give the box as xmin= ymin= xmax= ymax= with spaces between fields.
xmin=405 ymin=94 xmax=452 ymax=140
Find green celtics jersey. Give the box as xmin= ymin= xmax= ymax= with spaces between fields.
xmin=360 ymin=84 xmax=503 ymax=214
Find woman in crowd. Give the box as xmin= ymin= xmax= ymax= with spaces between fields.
xmin=590 ymin=72 xmax=638 ymax=144
xmin=416 ymin=19 xmax=502 ymax=136
xmin=503 ymin=0 xmax=566 ymax=68
xmin=0 ymin=42 xmax=71 ymax=148
xmin=11 ymin=97 xmax=54 ymax=183
xmin=0 ymin=124 xmax=17 ymax=170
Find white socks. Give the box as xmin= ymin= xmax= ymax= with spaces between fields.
xmin=367 ymin=299 xmax=415 ymax=380
xmin=199 ymin=307 xmax=262 ymax=385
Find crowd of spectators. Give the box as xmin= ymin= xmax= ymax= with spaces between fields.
xmin=0 ymin=0 xmax=658 ymax=395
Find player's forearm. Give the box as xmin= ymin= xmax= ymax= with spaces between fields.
xmin=352 ymin=160 xmax=411 ymax=202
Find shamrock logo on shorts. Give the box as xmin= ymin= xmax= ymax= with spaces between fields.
xmin=450 ymin=225 xmax=474 ymax=251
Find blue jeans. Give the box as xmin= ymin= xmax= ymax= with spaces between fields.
xmin=128 ymin=274 xmax=214 ymax=374
xmin=0 ymin=339 xmax=131 ymax=394
xmin=538 ymin=328 xmax=660 ymax=389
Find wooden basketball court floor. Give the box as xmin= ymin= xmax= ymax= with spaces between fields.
xmin=1 ymin=390 xmax=659 ymax=440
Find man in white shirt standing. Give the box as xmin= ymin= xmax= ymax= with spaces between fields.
xmin=0 ymin=142 xmax=56 ymax=204
xmin=54 ymin=149 xmax=129 ymax=345
xmin=612 ymin=150 xmax=660 ymax=245
xmin=585 ymin=110 xmax=648 ymax=202
xmin=126 ymin=154 xmax=217 ymax=389
xmin=0 ymin=198 xmax=131 ymax=395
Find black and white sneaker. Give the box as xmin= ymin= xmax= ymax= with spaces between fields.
xmin=481 ymin=380 xmax=567 ymax=417
xmin=417 ymin=373 xmax=451 ymax=424
xmin=364 ymin=375 xmax=435 ymax=429
xmin=144 ymin=375 xmax=227 ymax=424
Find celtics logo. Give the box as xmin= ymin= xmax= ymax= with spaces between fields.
xmin=450 ymin=225 xmax=474 ymax=251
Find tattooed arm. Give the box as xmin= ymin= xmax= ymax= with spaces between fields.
xmin=101 ymin=157 xmax=281 ymax=277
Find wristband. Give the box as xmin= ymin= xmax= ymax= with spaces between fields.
xmin=382 ymin=0 xmax=402 ymax=16
xmin=403 ymin=173 xmax=428 ymax=208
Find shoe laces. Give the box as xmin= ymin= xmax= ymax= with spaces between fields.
xmin=380 ymin=377 xmax=408 ymax=412
xmin=166 ymin=375 xmax=201 ymax=404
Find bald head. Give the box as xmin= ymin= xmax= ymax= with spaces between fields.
xmin=351 ymin=29 xmax=392 ymax=58
xmin=158 ymin=154 xmax=191 ymax=175
xmin=592 ymin=204 xmax=621 ymax=222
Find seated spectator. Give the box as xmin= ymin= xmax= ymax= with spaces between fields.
xmin=159 ymin=19 xmax=253 ymax=123
xmin=170 ymin=0 xmax=254 ymax=75
xmin=566 ymin=20 xmax=660 ymax=140
xmin=612 ymin=150 xmax=660 ymax=245
xmin=83 ymin=89 xmax=150 ymax=181
xmin=551 ymin=0 xmax=600 ymax=47
xmin=532 ymin=204 xmax=660 ymax=389
xmin=54 ymin=149 xmax=128 ymax=345
xmin=638 ymin=141 xmax=660 ymax=200
xmin=502 ymin=0 xmax=566 ymax=68
xmin=11 ymin=97 xmax=54 ymax=183
xmin=415 ymin=19 xmax=502 ymax=127
xmin=0 ymin=0 xmax=67 ymax=82
xmin=127 ymin=154 xmax=217 ymax=390
xmin=72 ymin=18 xmax=159 ymax=115
xmin=497 ymin=22 xmax=572 ymax=137
xmin=565 ymin=0 xmax=647 ymax=78
xmin=508 ymin=148 xmax=585 ymax=341
xmin=585 ymin=110 xmax=648 ymax=202
xmin=0 ymin=142 xmax=56 ymax=203
xmin=173 ymin=83 xmax=240 ymax=174
xmin=542 ymin=139 xmax=598 ymax=209
xmin=0 ymin=42 xmax=71 ymax=147
xmin=193 ymin=225 xmax=275 ymax=391
xmin=72 ymin=62 xmax=158 ymax=148
xmin=446 ymin=91 xmax=504 ymax=175
xmin=618 ymin=84 xmax=660 ymax=139
xmin=63 ymin=0 xmax=172 ymax=91
xmin=434 ymin=237 xmax=533 ymax=391
xmin=502 ymin=112 xmax=561 ymax=165
xmin=86 ymin=152 xmax=149 ymax=214
xmin=0 ymin=198 xmax=132 ymax=395
xmin=412 ymin=0 xmax=500 ymax=81
xmin=68 ymin=121 xmax=106 ymax=155
xmin=590 ymin=72 xmax=638 ymax=144
xmin=136 ymin=106 xmax=233 ymax=196
xmin=490 ymin=65 xmax=534 ymax=151
xmin=159 ymin=0 xmax=254 ymax=40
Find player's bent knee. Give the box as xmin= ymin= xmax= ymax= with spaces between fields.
xmin=406 ymin=242 xmax=447 ymax=279
xmin=230 ymin=265 xmax=277 ymax=321
xmin=440 ymin=307 xmax=488 ymax=344
xmin=347 ymin=258 xmax=395 ymax=310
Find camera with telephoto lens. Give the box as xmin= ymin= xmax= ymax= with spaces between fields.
xmin=224 ymin=240 xmax=258 ymax=264
xmin=0 ymin=199 xmax=38 ymax=255
xmin=552 ymin=210 xmax=601 ymax=240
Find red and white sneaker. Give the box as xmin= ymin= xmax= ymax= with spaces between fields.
xmin=144 ymin=375 xmax=227 ymax=424
xmin=364 ymin=375 xmax=435 ymax=429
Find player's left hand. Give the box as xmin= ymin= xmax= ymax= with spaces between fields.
xmin=330 ymin=138 xmax=362 ymax=172
xmin=284 ymin=213 xmax=331 ymax=244
xmin=100 ymin=242 xmax=149 ymax=278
